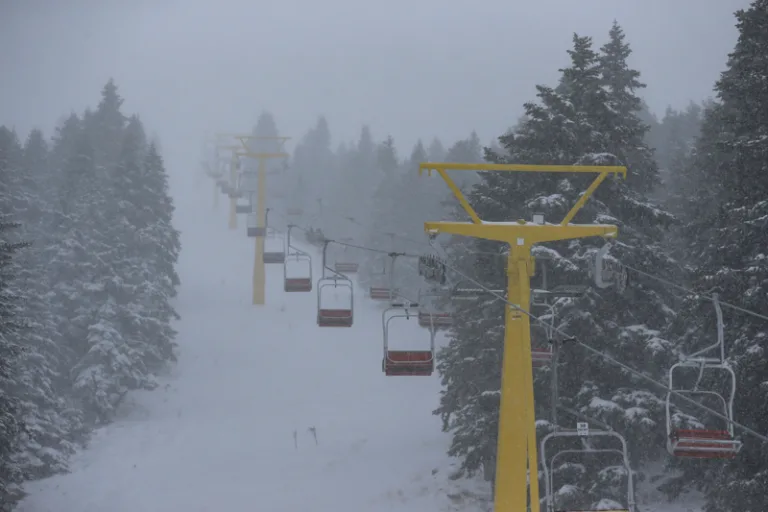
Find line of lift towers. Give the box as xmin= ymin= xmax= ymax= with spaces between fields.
xmin=204 ymin=134 xmax=744 ymax=512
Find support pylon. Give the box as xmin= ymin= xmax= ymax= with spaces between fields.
xmin=233 ymin=135 xmax=291 ymax=305
xmin=419 ymin=162 xmax=626 ymax=512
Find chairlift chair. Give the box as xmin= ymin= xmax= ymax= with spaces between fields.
xmin=369 ymin=254 xmax=400 ymax=301
xmin=317 ymin=276 xmax=354 ymax=327
xmin=264 ymin=229 xmax=286 ymax=264
xmin=246 ymin=214 xmax=266 ymax=238
xmin=540 ymin=427 xmax=636 ymax=512
xmin=235 ymin=200 xmax=251 ymax=214
xmin=416 ymin=289 xmax=452 ymax=328
xmin=335 ymin=262 xmax=359 ymax=273
xmin=334 ymin=239 xmax=359 ymax=273
xmin=382 ymin=303 xmax=435 ymax=376
xmin=665 ymin=294 xmax=742 ymax=459
xmin=284 ymin=249 xmax=312 ymax=292
xmin=593 ymin=244 xmax=629 ymax=292
xmin=530 ymin=304 xmax=556 ymax=368
xmin=317 ymin=240 xmax=354 ymax=327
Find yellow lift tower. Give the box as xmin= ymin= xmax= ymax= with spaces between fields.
xmin=228 ymin=134 xmax=290 ymax=306
xmin=419 ymin=162 xmax=626 ymax=512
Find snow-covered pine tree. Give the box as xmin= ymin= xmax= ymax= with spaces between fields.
xmin=10 ymin=128 xmax=83 ymax=480
xmin=667 ymin=2 xmax=768 ymax=509
xmin=427 ymin=138 xmax=446 ymax=161
xmin=88 ymin=79 xmax=127 ymax=169
xmin=0 ymin=127 xmax=29 ymax=510
xmin=68 ymin=116 xmax=163 ymax=425
xmin=49 ymin=119 xmax=126 ymax=425
xmin=435 ymin=31 xmax=680 ymax=509
xmin=137 ymin=141 xmax=181 ymax=363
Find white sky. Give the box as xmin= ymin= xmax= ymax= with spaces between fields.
xmin=0 ymin=0 xmax=752 ymax=159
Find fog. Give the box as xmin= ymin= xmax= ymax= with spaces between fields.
xmin=0 ymin=0 xmax=751 ymax=188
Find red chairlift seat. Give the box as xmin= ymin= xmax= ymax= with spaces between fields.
xmin=668 ymin=428 xmax=741 ymax=459
xmin=383 ymin=350 xmax=434 ymax=376
xmin=335 ymin=262 xmax=358 ymax=273
xmin=417 ymin=311 xmax=452 ymax=328
xmin=370 ymin=287 xmax=395 ymax=300
xmin=317 ymin=308 xmax=353 ymax=327
xmin=284 ymin=277 xmax=312 ymax=293
xmin=531 ymin=348 xmax=553 ymax=368
xmin=264 ymin=251 xmax=286 ymax=264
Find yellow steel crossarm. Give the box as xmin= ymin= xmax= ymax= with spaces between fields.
xmin=418 ymin=162 xmax=626 ymax=227
xmin=424 ymin=221 xmax=618 ymax=244
xmin=236 ymin=151 xmax=290 ymax=159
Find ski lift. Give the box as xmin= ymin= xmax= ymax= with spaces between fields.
xmin=665 ymin=294 xmax=742 ymax=459
xmin=235 ymin=199 xmax=252 ymax=214
xmin=284 ymin=251 xmax=312 ymax=292
xmin=264 ymin=228 xmax=286 ymax=264
xmin=418 ymin=254 xmax=447 ymax=285
xmin=334 ymin=239 xmax=359 ymax=274
xmin=593 ymin=244 xmax=629 ymax=293
xmin=530 ymin=303 xmax=556 ymax=367
xmin=317 ymin=241 xmax=353 ymax=327
xmin=246 ymin=214 xmax=266 ymax=238
xmin=335 ymin=262 xmax=359 ymax=273
xmin=227 ymin=186 xmax=242 ymax=199
xmin=283 ymin=225 xmax=312 ymax=292
xmin=382 ymin=303 xmax=435 ymax=376
xmin=369 ymin=253 xmax=400 ymax=302
xmin=540 ymin=425 xmax=636 ymax=512
xmin=417 ymin=289 xmax=452 ymax=329
xmin=450 ymin=279 xmax=503 ymax=302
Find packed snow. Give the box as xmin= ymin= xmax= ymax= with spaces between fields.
xmin=16 ymin=182 xmax=704 ymax=512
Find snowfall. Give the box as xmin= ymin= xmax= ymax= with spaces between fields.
xmin=16 ymin=175 xmax=703 ymax=512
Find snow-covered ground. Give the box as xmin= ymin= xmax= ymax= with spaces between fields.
xmin=16 ymin=180 xmax=702 ymax=512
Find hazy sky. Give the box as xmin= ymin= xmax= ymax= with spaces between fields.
xmin=0 ymin=0 xmax=752 ymax=170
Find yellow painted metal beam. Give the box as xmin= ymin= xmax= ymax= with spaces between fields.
xmin=232 ymin=135 xmax=291 ymax=306
xmin=424 ymin=221 xmax=618 ymax=244
xmin=420 ymin=161 xmax=623 ymax=512
xmin=419 ymin=162 xmax=627 ymax=175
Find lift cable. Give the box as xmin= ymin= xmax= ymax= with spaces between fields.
xmin=270 ymin=209 xmax=768 ymax=444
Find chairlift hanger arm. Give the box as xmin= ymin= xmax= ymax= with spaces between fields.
xmin=418 ymin=162 xmax=626 ymax=227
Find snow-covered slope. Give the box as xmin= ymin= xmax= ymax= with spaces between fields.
xmin=17 ymin=180 xmax=703 ymax=512
xmin=16 ymin=184 xmax=483 ymax=512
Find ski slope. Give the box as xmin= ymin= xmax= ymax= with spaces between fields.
xmin=16 ymin=180 xmax=703 ymax=512
xmin=16 ymin=184 xmax=486 ymax=512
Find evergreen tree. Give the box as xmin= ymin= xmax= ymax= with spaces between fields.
xmin=12 ymin=129 xmax=82 ymax=480
xmin=0 ymin=219 xmax=26 ymax=510
xmin=427 ymin=138 xmax=446 ymax=161
xmin=670 ymin=2 xmax=768 ymax=510
xmin=89 ymin=79 xmax=127 ymax=168
xmin=376 ymin=135 xmax=398 ymax=175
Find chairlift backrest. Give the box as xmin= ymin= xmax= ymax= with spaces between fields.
xmin=540 ymin=429 xmax=635 ymax=512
